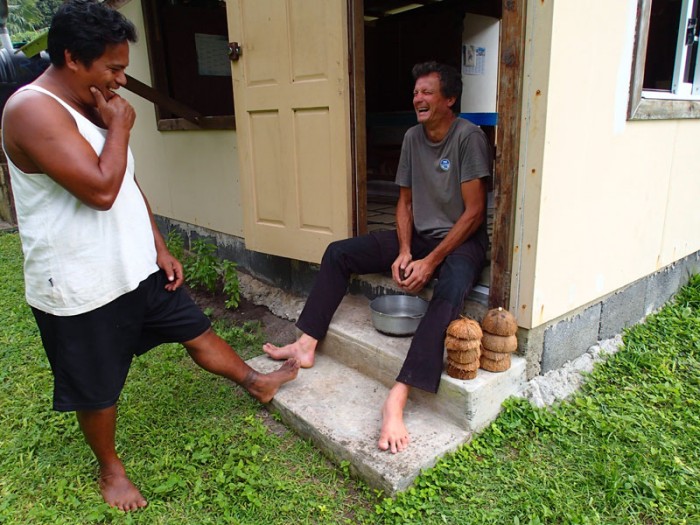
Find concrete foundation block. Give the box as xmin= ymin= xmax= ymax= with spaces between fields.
xmin=542 ymin=303 xmax=601 ymax=373
xmin=645 ymin=263 xmax=682 ymax=315
xmin=599 ymin=280 xmax=646 ymax=339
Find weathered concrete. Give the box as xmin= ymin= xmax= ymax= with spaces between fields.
xmin=248 ymin=353 xmax=471 ymax=496
xmin=519 ymin=335 xmax=623 ymax=408
xmin=542 ymin=303 xmax=601 ymax=373
xmin=644 ymin=263 xmax=681 ymax=316
xmin=521 ymin=253 xmax=698 ymax=376
xmin=599 ymin=280 xmax=646 ymax=339
xmin=247 ymin=294 xmax=526 ymax=495
xmin=318 ymin=295 xmax=526 ymax=431
xmin=516 ymin=324 xmax=545 ymax=379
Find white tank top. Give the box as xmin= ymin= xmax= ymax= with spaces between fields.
xmin=3 ymin=85 xmax=158 ymax=316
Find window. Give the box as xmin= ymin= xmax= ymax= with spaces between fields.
xmin=140 ymin=0 xmax=235 ymax=130
xmin=629 ymin=0 xmax=700 ymax=119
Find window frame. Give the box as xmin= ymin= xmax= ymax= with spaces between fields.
xmin=140 ymin=0 xmax=236 ymax=131
xmin=629 ymin=0 xmax=700 ymax=119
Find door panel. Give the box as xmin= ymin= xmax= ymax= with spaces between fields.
xmin=228 ymin=0 xmax=352 ymax=263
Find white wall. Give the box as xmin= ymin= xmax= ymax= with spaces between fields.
xmin=119 ymin=1 xmax=244 ymax=237
xmin=460 ymin=13 xmax=500 ymax=114
xmin=512 ymin=0 xmax=700 ymax=329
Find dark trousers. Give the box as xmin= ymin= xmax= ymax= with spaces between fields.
xmin=296 ymin=226 xmax=487 ymax=393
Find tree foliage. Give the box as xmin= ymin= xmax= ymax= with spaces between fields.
xmin=5 ymin=0 xmax=61 ymax=44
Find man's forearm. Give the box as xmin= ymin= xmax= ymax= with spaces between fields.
xmin=427 ymin=211 xmax=483 ymax=267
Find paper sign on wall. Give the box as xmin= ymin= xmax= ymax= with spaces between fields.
xmin=462 ymin=45 xmax=486 ymax=76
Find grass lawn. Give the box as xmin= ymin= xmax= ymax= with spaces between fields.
xmin=1 ymin=231 xmax=699 ymax=524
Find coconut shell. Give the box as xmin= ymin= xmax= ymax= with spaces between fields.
xmin=446 ymin=357 xmax=480 ymax=371
xmin=446 ymin=317 xmax=482 ymax=341
xmin=480 ymin=354 xmax=511 ymax=372
xmin=445 ymin=335 xmax=481 ymax=352
xmin=481 ymin=333 xmax=518 ymax=353
xmin=480 ymin=347 xmax=510 ymax=361
xmin=445 ymin=362 xmax=478 ymax=380
xmin=446 ymin=346 xmax=480 ymax=364
xmin=481 ymin=307 xmax=518 ymax=337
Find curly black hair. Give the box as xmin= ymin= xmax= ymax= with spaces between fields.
xmin=47 ymin=0 xmax=137 ymax=68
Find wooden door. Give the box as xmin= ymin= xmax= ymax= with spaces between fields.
xmin=227 ymin=0 xmax=352 ymax=263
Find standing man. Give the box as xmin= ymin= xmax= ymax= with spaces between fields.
xmin=264 ymin=61 xmax=491 ymax=454
xmin=2 ymin=0 xmax=298 ymax=512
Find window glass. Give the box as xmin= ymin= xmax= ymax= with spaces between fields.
xmin=141 ymin=0 xmax=235 ymax=130
xmin=629 ymin=0 xmax=700 ymax=119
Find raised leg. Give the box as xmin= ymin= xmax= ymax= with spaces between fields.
xmin=184 ymin=328 xmax=299 ymax=403
xmin=265 ymin=232 xmax=399 ymax=361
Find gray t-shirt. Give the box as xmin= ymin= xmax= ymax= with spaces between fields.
xmin=395 ymin=118 xmax=492 ymax=239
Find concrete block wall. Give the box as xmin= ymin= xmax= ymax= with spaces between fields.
xmin=518 ymin=250 xmax=700 ymax=378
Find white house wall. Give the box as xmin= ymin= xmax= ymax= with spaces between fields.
xmin=513 ymin=0 xmax=700 ymax=329
xmin=120 ymin=1 xmax=244 ymax=237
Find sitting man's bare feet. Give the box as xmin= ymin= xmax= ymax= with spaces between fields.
xmin=244 ymin=358 xmax=300 ymax=403
xmin=378 ymin=382 xmax=411 ymax=454
xmin=263 ymin=333 xmax=317 ymax=368
xmin=99 ymin=464 xmax=148 ymax=512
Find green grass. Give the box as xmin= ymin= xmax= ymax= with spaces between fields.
xmin=0 ymin=232 xmax=373 ymax=524
xmin=1 ymin=230 xmax=699 ymax=524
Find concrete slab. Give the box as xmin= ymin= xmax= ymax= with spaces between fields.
xmin=248 ymin=353 xmax=471 ymax=496
xmin=320 ymin=294 xmax=527 ymax=430
xmin=413 ymin=357 xmax=527 ymax=433
xmin=246 ymin=293 xmax=526 ymax=494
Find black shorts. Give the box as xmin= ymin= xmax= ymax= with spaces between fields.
xmin=32 ymin=271 xmax=211 ymax=412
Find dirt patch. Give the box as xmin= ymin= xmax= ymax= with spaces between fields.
xmin=187 ymin=285 xmax=297 ymax=347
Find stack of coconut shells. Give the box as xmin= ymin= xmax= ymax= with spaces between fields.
xmin=480 ymin=307 xmax=518 ymax=372
xmin=444 ymin=317 xmax=482 ymax=380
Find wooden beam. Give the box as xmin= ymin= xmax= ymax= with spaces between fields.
xmin=124 ymin=74 xmax=202 ymax=126
xmin=490 ymin=0 xmax=526 ymax=310
xmin=351 ymin=0 xmax=368 ymax=236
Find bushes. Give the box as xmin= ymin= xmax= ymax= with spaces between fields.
xmin=166 ymin=232 xmax=240 ymax=309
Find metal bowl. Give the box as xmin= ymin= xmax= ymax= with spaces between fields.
xmin=369 ymin=295 xmax=428 ymax=336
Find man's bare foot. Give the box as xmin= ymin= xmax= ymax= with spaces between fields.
xmin=263 ymin=333 xmax=317 ymax=368
xmin=244 ymin=358 xmax=300 ymax=403
xmin=99 ymin=465 xmax=147 ymax=512
xmin=378 ymin=382 xmax=411 ymax=454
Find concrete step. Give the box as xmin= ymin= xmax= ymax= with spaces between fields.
xmin=246 ymin=294 xmax=526 ymax=495
xmin=247 ymin=352 xmax=471 ymax=496
xmin=317 ymin=294 xmax=526 ymax=432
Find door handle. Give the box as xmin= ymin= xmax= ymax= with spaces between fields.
xmin=228 ymin=42 xmax=242 ymax=61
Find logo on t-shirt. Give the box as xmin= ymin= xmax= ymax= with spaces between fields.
xmin=439 ymin=158 xmax=451 ymax=171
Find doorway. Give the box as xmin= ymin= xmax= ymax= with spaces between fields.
xmin=356 ymin=0 xmax=506 ymax=301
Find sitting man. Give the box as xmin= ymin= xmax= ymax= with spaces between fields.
xmin=264 ymin=61 xmax=491 ymax=454
xmin=2 ymin=0 xmax=298 ymax=511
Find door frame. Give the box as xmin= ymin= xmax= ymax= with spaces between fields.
xmin=348 ymin=0 xmax=526 ymax=309
xmin=491 ymin=0 xmax=526 ymax=309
